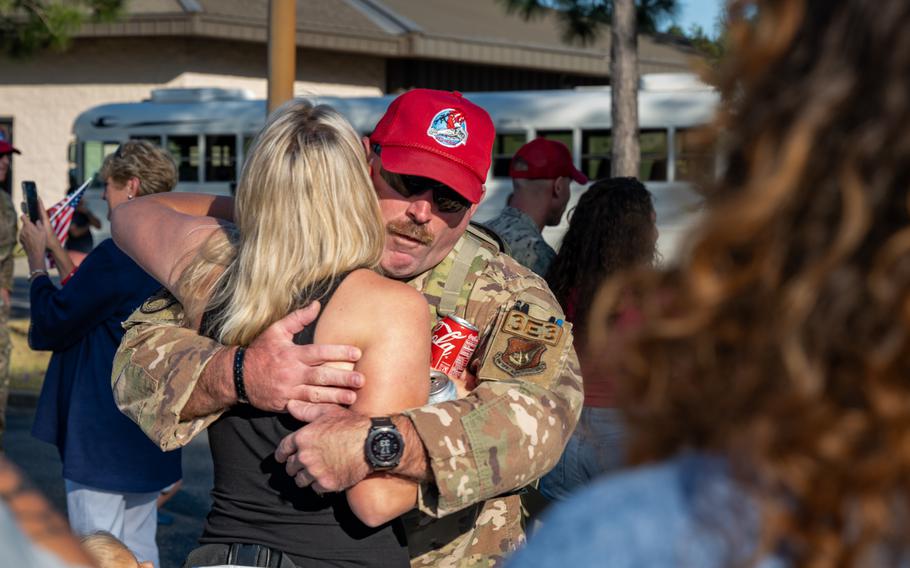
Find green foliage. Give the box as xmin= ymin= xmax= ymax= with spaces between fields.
xmin=685 ymin=23 xmax=726 ymax=62
xmin=499 ymin=0 xmax=679 ymax=45
xmin=0 ymin=0 xmax=123 ymax=57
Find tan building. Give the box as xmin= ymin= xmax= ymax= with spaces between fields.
xmin=0 ymin=0 xmax=698 ymax=204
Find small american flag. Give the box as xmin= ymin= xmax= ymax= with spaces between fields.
xmin=44 ymin=177 xmax=92 ymax=267
xmin=47 ymin=184 xmax=87 ymax=248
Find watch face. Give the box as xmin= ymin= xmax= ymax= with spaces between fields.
xmin=369 ymin=430 xmax=402 ymax=465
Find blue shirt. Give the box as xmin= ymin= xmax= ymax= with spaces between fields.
xmin=30 ymin=239 xmax=182 ymax=493
xmin=509 ymin=453 xmax=784 ymax=568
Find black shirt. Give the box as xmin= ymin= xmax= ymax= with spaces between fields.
xmin=198 ymin=274 xmax=408 ymax=567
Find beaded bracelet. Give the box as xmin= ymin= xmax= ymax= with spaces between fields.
xmin=233 ymin=347 xmax=250 ymax=404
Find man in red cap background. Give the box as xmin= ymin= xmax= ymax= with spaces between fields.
xmin=0 ymin=139 xmax=20 ymax=448
xmin=484 ymin=138 xmax=588 ymax=276
xmin=109 ymin=90 xmax=583 ymax=565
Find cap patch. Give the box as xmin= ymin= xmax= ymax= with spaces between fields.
xmin=427 ymin=108 xmax=468 ymax=148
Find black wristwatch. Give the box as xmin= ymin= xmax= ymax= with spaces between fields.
xmin=364 ymin=417 xmax=404 ymax=471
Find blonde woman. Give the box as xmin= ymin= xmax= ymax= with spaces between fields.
xmin=112 ymin=101 xmax=429 ymax=567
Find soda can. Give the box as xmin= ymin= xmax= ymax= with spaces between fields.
xmin=430 ymin=314 xmax=479 ymax=379
xmin=428 ymin=370 xmax=458 ymax=404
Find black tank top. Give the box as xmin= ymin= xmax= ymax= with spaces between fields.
xmin=198 ymin=274 xmax=409 ymax=567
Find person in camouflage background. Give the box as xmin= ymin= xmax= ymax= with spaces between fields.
xmin=483 ymin=138 xmax=588 ymax=277
xmin=0 ymin=141 xmax=20 ymax=450
xmin=111 ymin=90 xmax=583 ymax=566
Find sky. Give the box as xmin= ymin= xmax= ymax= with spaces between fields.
xmin=672 ymin=0 xmax=724 ymax=36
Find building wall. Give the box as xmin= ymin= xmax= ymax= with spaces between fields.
xmin=0 ymin=37 xmax=385 ymax=204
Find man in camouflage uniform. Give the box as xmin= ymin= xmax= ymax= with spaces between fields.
xmin=0 ymin=141 xmax=19 ymax=450
xmin=483 ymin=138 xmax=588 ymax=276
xmin=112 ymin=90 xmax=583 ymax=566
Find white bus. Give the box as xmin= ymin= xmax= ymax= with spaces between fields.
xmin=71 ymin=73 xmax=719 ymax=259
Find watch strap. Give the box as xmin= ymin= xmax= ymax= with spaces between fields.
xmin=370 ymin=416 xmax=393 ymax=429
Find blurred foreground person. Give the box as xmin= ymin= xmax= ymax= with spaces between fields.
xmin=20 ymin=141 xmax=182 ymax=568
xmin=538 ymin=178 xmax=656 ymax=502
xmin=0 ymin=456 xmax=95 ymax=567
xmin=510 ymin=0 xmax=910 ymax=565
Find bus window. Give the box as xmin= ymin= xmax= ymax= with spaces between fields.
xmin=674 ymin=127 xmax=714 ymax=182
xmin=538 ymin=131 xmax=573 ymax=153
xmin=492 ymin=133 xmax=527 ymax=178
xmin=130 ymin=135 xmax=163 ymax=146
xmin=82 ymin=141 xmax=120 ymax=184
xmin=206 ymin=135 xmax=236 ymax=182
xmin=582 ymin=130 xmax=611 ymax=180
xmin=641 ymin=130 xmax=668 ymax=182
xmin=583 ymin=130 xmax=667 ymax=181
xmin=167 ymin=136 xmax=199 ymax=182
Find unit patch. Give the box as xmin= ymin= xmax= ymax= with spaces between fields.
xmin=427 ymin=108 xmax=468 ymax=148
xmin=501 ymin=309 xmax=563 ymax=345
xmin=477 ymin=305 xmax=571 ymax=386
xmin=139 ymin=287 xmax=178 ymax=314
xmin=493 ymin=337 xmax=547 ymax=377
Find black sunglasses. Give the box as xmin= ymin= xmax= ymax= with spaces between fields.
xmin=373 ymin=144 xmax=471 ymax=214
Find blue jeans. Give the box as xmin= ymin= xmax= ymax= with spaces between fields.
xmin=538 ymin=407 xmax=625 ymax=502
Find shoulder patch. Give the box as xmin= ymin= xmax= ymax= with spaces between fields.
xmin=501 ymin=309 xmax=564 ymax=346
xmin=477 ymin=305 xmax=572 ymax=387
xmin=139 ymin=287 xmax=178 ymax=314
xmin=493 ymin=337 xmax=548 ymax=377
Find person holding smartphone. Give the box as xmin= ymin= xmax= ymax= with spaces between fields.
xmin=18 ymin=141 xmax=182 ymax=568
xmin=0 ymin=139 xmax=19 ymax=450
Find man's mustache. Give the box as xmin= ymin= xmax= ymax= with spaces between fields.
xmin=387 ymin=220 xmax=434 ymax=246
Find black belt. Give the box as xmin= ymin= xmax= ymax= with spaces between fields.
xmin=184 ymin=543 xmax=298 ymax=568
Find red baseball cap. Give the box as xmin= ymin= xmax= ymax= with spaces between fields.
xmin=0 ymin=141 xmax=20 ymax=156
xmin=370 ymin=89 xmax=494 ymax=204
xmin=510 ymin=138 xmax=588 ymax=184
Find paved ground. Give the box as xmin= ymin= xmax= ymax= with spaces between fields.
xmin=4 ymin=407 xmax=214 ymax=568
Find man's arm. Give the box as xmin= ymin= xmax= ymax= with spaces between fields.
xmin=112 ymin=292 xmax=366 ymax=451
xmin=278 ymin=333 xmax=582 ymax=515
xmin=277 ymin=268 xmax=584 ymax=518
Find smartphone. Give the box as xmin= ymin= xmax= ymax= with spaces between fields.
xmin=22 ymin=181 xmax=39 ymax=223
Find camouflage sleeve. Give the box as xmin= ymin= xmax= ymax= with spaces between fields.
xmin=403 ymin=261 xmax=584 ymax=517
xmin=0 ymin=196 xmax=17 ymax=291
xmin=112 ymin=289 xmax=226 ymax=451
xmin=0 ymin=250 xmax=13 ymax=292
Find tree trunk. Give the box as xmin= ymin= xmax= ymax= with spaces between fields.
xmin=610 ymin=0 xmax=639 ymax=177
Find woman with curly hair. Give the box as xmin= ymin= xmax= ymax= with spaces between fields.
xmin=511 ymin=0 xmax=910 ymax=565
xmin=538 ymin=177 xmax=657 ymax=501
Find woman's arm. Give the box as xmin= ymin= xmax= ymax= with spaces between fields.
xmin=127 ymin=192 xmax=234 ymax=220
xmin=110 ymin=196 xmax=225 ymax=296
xmin=316 ymin=269 xmax=431 ymax=527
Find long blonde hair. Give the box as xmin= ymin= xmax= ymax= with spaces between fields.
xmin=178 ymin=100 xmax=384 ymax=345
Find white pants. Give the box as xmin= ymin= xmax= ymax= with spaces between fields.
xmin=65 ymin=479 xmax=160 ymax=568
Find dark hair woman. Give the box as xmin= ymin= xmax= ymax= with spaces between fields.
xmin=538 ymin=177 xmax=657 ymax=501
